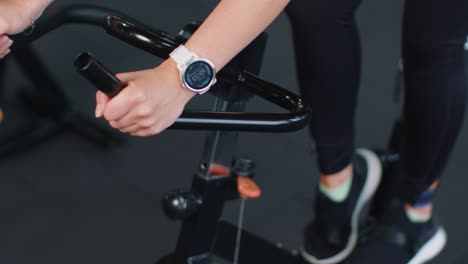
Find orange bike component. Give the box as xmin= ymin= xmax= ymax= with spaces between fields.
xmin=237 ymin=176 xmax=261 ymax=199
xmin=208 ymin=163 xmax=231 ymax=176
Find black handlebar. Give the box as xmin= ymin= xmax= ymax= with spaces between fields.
xmin=12 ymin=4 xmax=311 ymax=132
xmin=74 ymin=52 xmax=125 ymax=98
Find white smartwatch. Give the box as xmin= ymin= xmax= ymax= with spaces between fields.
xmin=169 ymin=45 xmax=217 ymax=94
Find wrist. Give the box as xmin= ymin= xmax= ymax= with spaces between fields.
xmin=160 ymin=59 xmax=197 ymax=100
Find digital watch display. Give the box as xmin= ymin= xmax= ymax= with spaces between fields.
xmin=170 ymin=45 xmax=217 ymax=95
xmin=183 ymin=59 xmax=216 ymax=91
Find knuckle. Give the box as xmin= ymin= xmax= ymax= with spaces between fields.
xmin=139 ymin=119 xmax=154 ymax=129
xmin=103 ymin=111 xmax=113 ymax=121
xmin=137 ymin=106 xmax=153 ymax=117
xmin=132 ymin=92 xmax=146 ymax=104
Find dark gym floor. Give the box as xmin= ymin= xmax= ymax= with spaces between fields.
xmin=0 ymin=0 xmax=467 ymax=263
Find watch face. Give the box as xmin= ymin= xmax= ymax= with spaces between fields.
xmin=183 ymin=60 xmax=215 ymax=91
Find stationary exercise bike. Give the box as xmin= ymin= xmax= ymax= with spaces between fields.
xmin=10 ymin=4 xmax=402 ymax=264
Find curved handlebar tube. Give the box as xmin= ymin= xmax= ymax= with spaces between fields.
xmin=12 ymin=4 xmax=311 ymax=132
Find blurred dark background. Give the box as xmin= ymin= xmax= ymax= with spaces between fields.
xmin=0 ymin=0 xmax=466 ymax=263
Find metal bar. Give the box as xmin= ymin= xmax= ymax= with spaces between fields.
xmin=12 ymin=4 xmax=311 ymax=133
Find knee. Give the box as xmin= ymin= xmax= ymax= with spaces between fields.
xmin=402 ymin=32 xmax=467 ymax=69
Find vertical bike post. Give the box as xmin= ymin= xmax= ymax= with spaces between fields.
xmin=167 ymin=33 xmax=268 ymax=264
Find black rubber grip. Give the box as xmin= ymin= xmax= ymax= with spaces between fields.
xmin=74 ymin=52 xmax=125 ymax=98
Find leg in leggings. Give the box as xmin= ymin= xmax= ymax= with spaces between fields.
xmin=286 ymin=0 xmax=468 ymax=262
xmin=400 ymin=0 xmax=467 ymax=204
xmin=286 ymin=1 xmax=383 ymax=264
xmin=286 ymin=0 xmax=362 ymax=175
xmin=349 ymin=0 xmax=467 ymax=263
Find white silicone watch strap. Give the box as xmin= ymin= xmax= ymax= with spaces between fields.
xmin=170 ymin=45 xmax=197 ymax=67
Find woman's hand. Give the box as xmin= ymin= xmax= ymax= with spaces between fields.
xmin=0 ymin=0 xmax=53 ymax=58
xmin=0 ymin=1 xmax=24 ymax=58
xmin=95 ymin=59 xmax=195 ymax=137
xmin=0 ymin=1 xmax=31 ymax=34
xmin=0 ymin=0 xmax=52 ymax=59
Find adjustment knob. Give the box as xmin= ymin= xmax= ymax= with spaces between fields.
xmin=162 ymin=190 xmax=202 ymax=221
xmin=232 ymin=159 xmax=255 ymax=177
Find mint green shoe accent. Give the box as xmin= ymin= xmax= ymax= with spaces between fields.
xmin=406 ymin=208 xmax=431 ymax=223
xmin=319 ymin=175 xmax=353 ymax=203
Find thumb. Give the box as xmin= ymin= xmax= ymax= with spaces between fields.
xmin=116 ymin=72 xmax=134 ymax=83
xmin=95 ymin=91 xmax=110 ymax=118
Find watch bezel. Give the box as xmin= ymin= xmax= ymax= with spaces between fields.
xmin=180 ymin=57 xmax=217 ymax=94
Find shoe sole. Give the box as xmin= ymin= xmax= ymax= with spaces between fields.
xmin=407 ymin=227 xmax=447 ymax=264
xmin=300 ymin=148 xmax=383 ymax=264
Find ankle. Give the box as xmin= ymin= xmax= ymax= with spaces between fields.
xmin=319 ymin=165 xmax=354 ymax=203
xmin=405 ymin=203 xmax=433 ymax=216
xmin=404 ymin=202 xmax=433 ymax=223
xmin=320 ymin=164 xmax=353 ymax=188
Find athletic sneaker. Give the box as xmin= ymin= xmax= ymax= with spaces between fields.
xmin=300 ymin=148 xmax=383 ymax=264
xmin=345 ymin=201 xmax=447 ymax=264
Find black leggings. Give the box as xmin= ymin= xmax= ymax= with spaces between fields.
xmin=286 ymin=0 xmax=468 ymax=203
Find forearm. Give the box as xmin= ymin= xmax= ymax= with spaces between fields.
xmin=184 ymin=0 xmax=289 ymax=70
xmin=17 ymin=0 xmax=54 ymax=18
